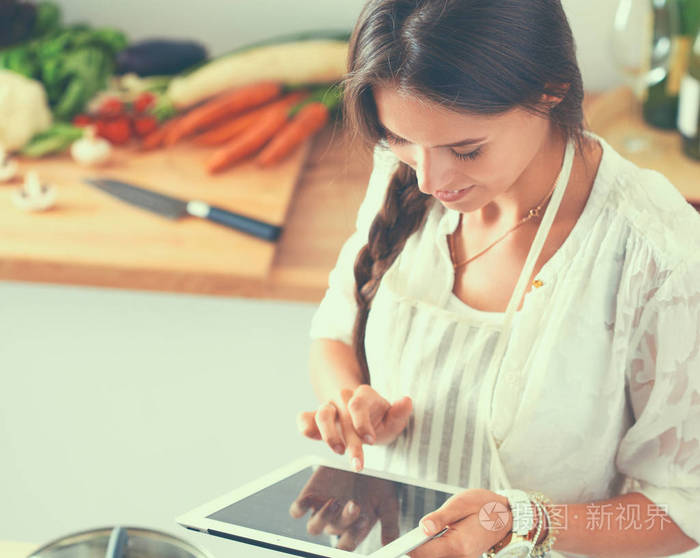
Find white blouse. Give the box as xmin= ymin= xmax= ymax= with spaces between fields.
xmin=309 ymin=131 xmax=700 ymax=557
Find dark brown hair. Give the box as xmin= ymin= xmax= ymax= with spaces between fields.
xmin=341 ymin=0 xmax=586 ymax=384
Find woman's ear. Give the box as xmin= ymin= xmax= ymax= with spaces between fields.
xmin=540 ymin=82 xmax=570 ymax=110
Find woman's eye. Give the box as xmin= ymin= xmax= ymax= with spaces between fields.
xmin=452 ymin=147 xmax=482 ymax=161
xmin=383 ymin=131 xmax=483 ymax=161
xmin=383 ymin=132 xmax=407 ymax=145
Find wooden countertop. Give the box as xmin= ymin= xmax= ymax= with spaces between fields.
xmin=1 ymin=88 xmax=697 ymax=302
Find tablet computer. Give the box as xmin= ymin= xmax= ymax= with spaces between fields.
xmin=176 ymin=455 xmax=463 ymax=558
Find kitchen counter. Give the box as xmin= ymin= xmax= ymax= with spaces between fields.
xmin=1 ymin=88 xmax=697 ymax=303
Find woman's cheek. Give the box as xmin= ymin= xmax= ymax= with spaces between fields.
xmin=460 ymin=154 xmax=494 ymax=187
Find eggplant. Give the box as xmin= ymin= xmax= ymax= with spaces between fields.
xmin=0 ymin=0 xmax=37 ymax=47
xmin=116 ymin=39 xmax=208 ymax=76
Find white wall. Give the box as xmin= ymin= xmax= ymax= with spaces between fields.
xmin=55 ymin=0 xmax=623 ymax=92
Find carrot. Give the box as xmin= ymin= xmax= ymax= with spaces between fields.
xmin=206 ymin=104 xmax=295 ymax=174
xmin=140 ymin=116 xmax=182 ymax=151
xmin=193 ymin=108 xmax=265 ymax=147
xmin=193 ymin=91 xmax=308 ymax=146
xmin=165 ymin=81 xmax=283 ymax=146
xmin=255 ymin=102 xmax=329 ymax=167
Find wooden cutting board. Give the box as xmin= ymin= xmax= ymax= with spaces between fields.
xmin=0 ymin=139 xmax=313 ymax=280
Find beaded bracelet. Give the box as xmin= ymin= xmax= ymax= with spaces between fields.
xmin=527 ymin=500 xmax=545 ymax=558
xmin=527 ymin=492 xmax=558 ymax=558
xmin=527 ymin=501 xmax=547 ymax=558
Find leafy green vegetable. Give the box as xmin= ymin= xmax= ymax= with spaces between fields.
xmin=20 ymin=122 xmax=84 ymax=158
xmin=150 ymin=95 xmax=177 ymax=122
xmin=288 ymin=83 xmax=343 ymax=118
xmin=0 ymin=13 xmax=128 ymax=120
xmin=46 ymin=43 xmax=115 ymax=119
xmin=0 ymin=46 xmax=35 ymax=77
xmin=140 ymin=75 xmax=172 ymax=94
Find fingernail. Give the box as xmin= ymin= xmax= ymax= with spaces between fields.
xmin=352 ymin=457 xmax=362 ymax=471
xmin=348 ymin=501 xmax=357 ymax=514
xmin=333 ymin=444 xmax=345 ymax=455
xmin=421 ymin=519 xmax=437 ymax=535
xmin=363 ymin=435 xmax=374 ymax=445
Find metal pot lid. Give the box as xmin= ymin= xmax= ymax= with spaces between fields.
xmin=28 ymin=526 xmax=213 ymax=558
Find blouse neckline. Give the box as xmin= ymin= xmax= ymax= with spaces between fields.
xmin=438 ymin=130 xmax=615 ymax=318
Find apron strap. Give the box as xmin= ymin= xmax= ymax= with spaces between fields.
xmin=468 ymin=136 xmax=577 ymax=491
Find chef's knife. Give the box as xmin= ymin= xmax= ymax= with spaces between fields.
xmin=84 ymin=178 xmax=282 ymax=242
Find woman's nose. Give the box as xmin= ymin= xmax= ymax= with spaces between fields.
xmin=414 ymin=148 xmax=448 ymax=195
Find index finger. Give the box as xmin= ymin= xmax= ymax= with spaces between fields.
xmin=338 ymin=389 xmax=365 ymax=471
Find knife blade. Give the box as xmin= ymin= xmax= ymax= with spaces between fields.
xmin=84 ymin=178 xmax=282 ymax=242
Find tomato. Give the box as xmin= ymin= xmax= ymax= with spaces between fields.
xmin=133 ymin=92 xmax=156 ymax=114
xmin=98 ymin=97 xmax=124 ymax=119
xmin=99 ymin=117 xmax=131 ymax=144
xmin=72 ymin=114 xmax=93 ymax=127
xmin=95 ymin=119 xmax=110 ymax=138
xmin=133 ymin=115 xmax=158 ymax=137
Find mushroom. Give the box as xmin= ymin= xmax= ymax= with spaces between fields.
xmin=70 ymin=125 xmax=112 ymax=167
xmin=12 ymin=171 xmax=57 ymax=212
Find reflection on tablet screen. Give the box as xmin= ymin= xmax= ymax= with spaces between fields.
xmin=206 ymin=465 xmax=452 ymax=555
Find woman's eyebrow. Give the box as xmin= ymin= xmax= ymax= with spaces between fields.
xmin=378 ymin=123 xmax=487 ymax=147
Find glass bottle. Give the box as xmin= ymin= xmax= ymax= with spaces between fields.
xmin=678 ymin=23 xmax=700 ymax=159
xmin=642 ymin=0 xmax=683 ymax=129
xmin=612 ymin=0 xmax=656 ymax=152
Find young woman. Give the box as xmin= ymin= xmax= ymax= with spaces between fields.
xmin=297 ymin=1 xmax=700 ymax=557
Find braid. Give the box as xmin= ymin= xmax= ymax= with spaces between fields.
xmin=352 ymin=161 xmax=432 ymax=384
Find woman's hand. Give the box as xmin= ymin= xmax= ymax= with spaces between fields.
xmin=297 ymin=385 xmax=412 ymax=470
xmin=410 ymin=489 xmax=513 ymax=558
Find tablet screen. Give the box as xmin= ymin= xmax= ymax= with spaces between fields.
xmin=206 ymin=465 xmax=452 ymax=555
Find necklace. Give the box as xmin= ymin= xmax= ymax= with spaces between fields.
xmin=447 ymin=180 xmax=559 ymax=270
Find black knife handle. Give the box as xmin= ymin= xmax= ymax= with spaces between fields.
xmin=205 ymin=205 xmax=282 ymax=242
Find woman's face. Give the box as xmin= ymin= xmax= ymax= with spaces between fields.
xmin=373 ymin=86 xmax=558 ymax=214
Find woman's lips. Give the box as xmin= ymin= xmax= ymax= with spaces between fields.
xmin=434 ymin=186 xmax=474 ymax=202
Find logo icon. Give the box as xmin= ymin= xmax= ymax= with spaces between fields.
xmin=479 ymin=501 xmax=510 ymax=531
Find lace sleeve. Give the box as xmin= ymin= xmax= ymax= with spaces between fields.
xmin=616 ymin=259 xmax=700 ymax=545
xmin=308 ymin=143 xmax=399 ymax=345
